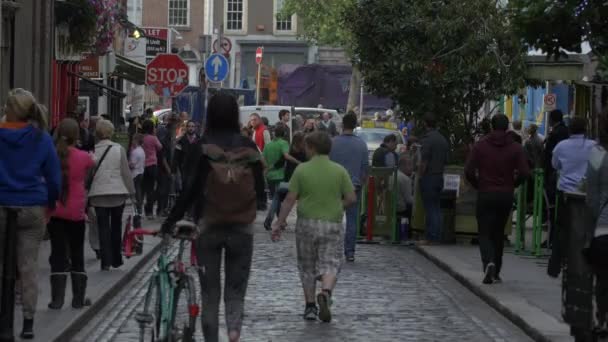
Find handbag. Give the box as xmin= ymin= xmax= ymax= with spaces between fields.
xmin=85 ymin=145 xmax=112 ymax=207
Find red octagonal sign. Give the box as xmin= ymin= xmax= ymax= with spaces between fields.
xmin=146 ymin=54 xmax=189 ymax=97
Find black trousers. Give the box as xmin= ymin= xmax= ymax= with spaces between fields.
xmin=476 ymin=192 xmax=513 ymax=276
xmin=196 ymin=226 xmax=253 ymax=342
xmin=143 ymin=165 xmax=158 ymax=216
xmin=95 ymin=205 xmax=125 ymax=269
xmin=48 ymin=218 xmax=85 ymax=273
xmin=133 ymin=174 xmax=143 ymax=214
xmin=156 ymin=173 xmax=171 ymax=216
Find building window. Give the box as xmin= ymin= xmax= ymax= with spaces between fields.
xmin=274 ymin=0 xmax=296 ymax=34
xmin=226 ymin=0 xmax=244 ymax=32
xmin=169 ymin=0 xmax=189 ymax=27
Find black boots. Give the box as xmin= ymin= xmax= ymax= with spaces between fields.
xmin=20 ymin=318 xmax=33 ymax=339
xmin=71 ymin=273 xmax=92 ymax=309
xmin=48 ymin=273 xmax=67 ymax=310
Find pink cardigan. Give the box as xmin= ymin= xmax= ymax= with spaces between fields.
xmin=51 ymin=147 xmax=95 ymax=221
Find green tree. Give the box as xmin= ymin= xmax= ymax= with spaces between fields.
xmin=346 ymin=0 xmax=527 ymax=151
xmin=282 ymin=0 xmax=362 ymax=111
xmin=508 ymin=0 xmax=608 ymax=58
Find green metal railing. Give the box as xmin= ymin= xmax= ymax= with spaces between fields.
xmin=515 ymin=169 xmax=544 ymax=256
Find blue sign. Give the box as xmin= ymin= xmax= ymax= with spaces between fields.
xmin=204 ymin=54 xmax=229 ymax=82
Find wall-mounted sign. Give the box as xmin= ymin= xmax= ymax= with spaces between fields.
xmin=79 ymin=54 xmax=100 ymax=79
xmin=143 ymin=27 xmax=169 ymax=58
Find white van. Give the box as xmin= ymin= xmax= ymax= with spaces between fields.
xmin=239 ymin=106 xmax=341 ymax=128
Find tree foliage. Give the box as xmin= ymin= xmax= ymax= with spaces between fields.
xmin=282 ymin=0 xmax=355 ymax=49
xmin=508 ymin=0 xmax=608 ymax=58
xmin=346 ymin=0 xmax=527 ymax=148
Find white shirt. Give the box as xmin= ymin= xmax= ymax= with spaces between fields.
xmin=130 ymin=146 xmax=145 ymax=178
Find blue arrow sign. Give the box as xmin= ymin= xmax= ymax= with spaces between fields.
xmin=204 ymin=54 xmax=229 ymax=83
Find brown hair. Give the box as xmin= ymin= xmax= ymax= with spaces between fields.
xmin=132 ymin=133 xmax=144 ymax=146
xmin=305 ymin=131 xmax=332 ymax=155
xmin=55 ymin=118 xmax=80 ymax=203
xmin=5 ymin=88 xmax=48 ymax=130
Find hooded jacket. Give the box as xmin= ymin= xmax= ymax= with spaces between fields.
xmin=465 ymin=130 xmax=530 ymax=193
xmin=0 ymin=123 xmax=61 ymax=208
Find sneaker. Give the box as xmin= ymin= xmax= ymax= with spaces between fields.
xmin=483 ymin=263 xmax=496 ymax=285
xmin=317 ymin=291 xmax=332 ymax=323
xmin=303 ymin=306 xmax=318 ymax=321
xmin=346 ymin=256 xmax=355 ymax=263
xmin=493 ymin=275 xmax=503 ymax=284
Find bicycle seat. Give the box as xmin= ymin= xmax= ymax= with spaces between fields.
xmin=174 ymin=220 xmax=198 ymax=240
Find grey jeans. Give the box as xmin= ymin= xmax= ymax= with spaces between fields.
xmin=0 ymin=206 xmax=45 ymax=319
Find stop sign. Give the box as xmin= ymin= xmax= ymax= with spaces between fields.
xmin=146 ymin=54 xmax=189 ymax=97
xmin=255 ymin=47 xmax=263 ymax=65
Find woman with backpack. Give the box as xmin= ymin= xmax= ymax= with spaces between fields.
xmin=162 ymin=93 xmax=265 ymax=342
xmin=0 ymin=89 xmax=61 ymax=339
xmin=47 ymin=118 xmax=95 ymax=311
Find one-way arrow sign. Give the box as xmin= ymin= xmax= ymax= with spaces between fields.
xmin=205 ymin=53 xmax=229 ymax=83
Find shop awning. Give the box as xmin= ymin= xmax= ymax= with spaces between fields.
xmin=114 ymin=54 xmax=146 ymax=85
xmin=68 ymin=71 xmax=126 ymax=98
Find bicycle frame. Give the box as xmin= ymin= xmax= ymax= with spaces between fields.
xmin=127 ymin=229 xmax=199 ymax=342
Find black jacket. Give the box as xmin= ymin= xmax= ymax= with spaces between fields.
xmin=544 ymin=122 xmax=569 ymax=176
xmin=372 ymin=144 xmax=398 ymax=167
xmin=164 ymin=132 xmax=265 ymax=227
xmin=173 ymin=134 xmax=201 ymax=179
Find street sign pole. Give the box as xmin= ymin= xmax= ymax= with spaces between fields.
xmin=255 ymin=47 xmax=263 ymax=106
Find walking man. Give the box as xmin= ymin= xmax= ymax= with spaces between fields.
xmin=273 ymin=131 xmax=356 ymax=323
xmin=372 ymin=134 xmax=399 ymax=168
xmin=330 ymin=112 xmax=369 ymax=262
xmin=418 ymin=113 xmax=449 ymax=243
xmin=465 ymin=114 xmax=530 ymax=284
xmin=250 ymin=113 xmax=271 ymax=152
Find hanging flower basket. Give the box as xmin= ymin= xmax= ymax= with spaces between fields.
xmin=54 ymin=0 xmax=121 ymax=55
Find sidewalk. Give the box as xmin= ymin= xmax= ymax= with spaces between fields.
xmin=417 ymin=243 xmax=572 ymax=342
xmin=12 ymin=210 xmax=162 ymax=342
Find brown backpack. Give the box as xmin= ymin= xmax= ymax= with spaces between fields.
xmin=202 ymin=143 xmax=259 ymax=225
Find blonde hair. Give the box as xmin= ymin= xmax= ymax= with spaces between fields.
xmin=95 ymin=119 xmax=115 ymax=140
xmin=5 ymin=88 xmax=48 ymax=130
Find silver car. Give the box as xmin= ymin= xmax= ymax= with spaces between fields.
xmin=354 ymin=127 xmax=406 ymax=161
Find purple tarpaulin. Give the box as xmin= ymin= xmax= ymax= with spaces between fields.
xmin=278 ymin=64 xmax=392 ymax=111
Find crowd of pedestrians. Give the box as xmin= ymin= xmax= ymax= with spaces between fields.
xmin=4 ymin=86 xmax=608 ymax=342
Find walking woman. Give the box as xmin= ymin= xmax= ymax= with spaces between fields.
xmin=0 ymin=88 xmax=61 ymax=339
xmin=88 ymin=120 xmax=135 ymax=271
xmin=585 ymin=114 xmax=608 ymax=334
xmin=47 ymin=118 xmax=95 ymax=310
xmin=162 ymin=93 xmax=265 ymax=342
xmin=141 ymin=119 xmax=162 ymax=218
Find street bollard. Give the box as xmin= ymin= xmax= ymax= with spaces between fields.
xmin=366 ymin=176 xmax=375 ymax=242
xmin=0 ymin=208 xmax=18 ymax=342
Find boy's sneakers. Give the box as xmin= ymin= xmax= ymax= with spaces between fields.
xmin=483 ymin=263 xmax=496 ymax=285
xmin=317 ymin=291 xmax=332 ymax=323
xmin=303 ymin=305 xmax=318 ymax=321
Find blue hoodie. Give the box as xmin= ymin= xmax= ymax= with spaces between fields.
xmin=0 ymin=124 xmax=61 ymax=208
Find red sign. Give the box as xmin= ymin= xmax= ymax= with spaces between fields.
xmin=255 ymin=47 xmax=263 ymax=65
xmin=213 ymin=37 xmax=232 ymax=57
xmin=146 ymin=54 xmax=189 ymax=97
xmin=143 ymin=27 xmax=169 ymax=58
xmin=79 ymin=54 xmax=100 ymax=78
xmin=544 ymin=93 xmax=557 ymax=111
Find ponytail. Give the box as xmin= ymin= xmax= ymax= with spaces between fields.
xmin=55 ymin=136 xmax=70 ymax=204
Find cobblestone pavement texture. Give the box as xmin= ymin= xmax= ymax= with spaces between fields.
xmin=78 ymin=215 xmax=533 ymax=342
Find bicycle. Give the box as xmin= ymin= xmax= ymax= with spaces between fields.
xmin=123 ymin=221 xmax=200 ymax=342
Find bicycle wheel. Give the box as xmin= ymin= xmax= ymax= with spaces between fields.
xmin=169 ymin=274 xmax=198 ymax=342
xmin=136 ymin=275 xmax=161 ymax=342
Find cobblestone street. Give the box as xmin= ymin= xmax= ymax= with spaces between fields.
xmin=76 ymin=217 xmax=533 ymax=342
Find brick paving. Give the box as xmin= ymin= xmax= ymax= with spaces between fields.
xmin=77 ymin=216 xmax=532 ymax=342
